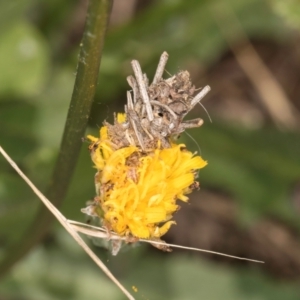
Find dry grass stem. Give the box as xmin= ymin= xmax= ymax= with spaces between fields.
xmin=212 ymin=4 xmax=299 ymax=129
xmin=0 ymin=146 xmax=135 ymax=300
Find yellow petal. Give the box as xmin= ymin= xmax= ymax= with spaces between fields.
xmin=153 ymin=221 xmax=176 ymax=238
xmin=117 ymin=113 xmax=126 ymax=123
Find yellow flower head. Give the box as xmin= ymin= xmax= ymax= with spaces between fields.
xmin=86 ymin=121 xmax=207 ymax=239
xmin=83 ymin=52 xmax=210 ymax=245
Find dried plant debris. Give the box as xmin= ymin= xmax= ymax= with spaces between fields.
xmin=108 ymin=52 xmax=210 ymax=150
xmin=84 ymin=52 xmax=210 ymax=254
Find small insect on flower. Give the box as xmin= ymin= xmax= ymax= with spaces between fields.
xmin=82 ymin=52 xmax=210 ymax=253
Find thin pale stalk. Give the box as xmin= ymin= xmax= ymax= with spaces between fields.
xmin=131 ymin=60 xmax=154 ymax=121
xmin=190 ymin=85 xmax=211 ymax=107
xmin=0 ymin=147 xmax=134 ymax=300
xmin=152 ymin=51 xmax=169 ymax=85
xmin=67 ymin=220 xmax=264 ymax=264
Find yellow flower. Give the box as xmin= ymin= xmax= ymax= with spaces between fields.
xmin=86 ymin=122 xmax=207 ymax=239
xmin=84 ymin=53 xmax=211 ymax=245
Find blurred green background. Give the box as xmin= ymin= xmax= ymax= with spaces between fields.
xmin=1 ymin=0 xmax=300 ymax=299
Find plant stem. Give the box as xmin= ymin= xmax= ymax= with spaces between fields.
xmin=0 ymin=0 xmax=113 ymax=278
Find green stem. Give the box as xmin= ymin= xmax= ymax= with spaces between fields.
xmin=0 ymin=0 xmax=113 ymax=278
